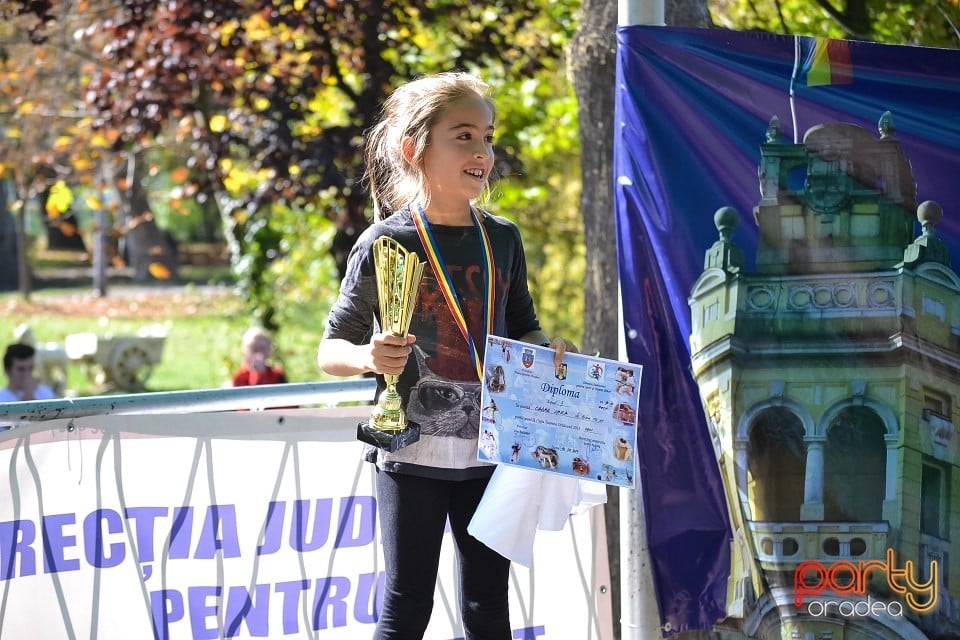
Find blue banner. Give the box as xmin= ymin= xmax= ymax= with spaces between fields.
xmin=616 ymin=26 xmax=960 ymax=637
xmin=0 ymin=411 xmax=612 ymax=639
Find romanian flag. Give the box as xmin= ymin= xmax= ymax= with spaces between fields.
xmin=803 ymin=37 xmax=853 ymax=86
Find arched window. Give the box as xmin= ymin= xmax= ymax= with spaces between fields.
xmin=824 ymin=407 xmax=885 ymax=521
xmin=747 ymin=407 xmax=806 ymax=521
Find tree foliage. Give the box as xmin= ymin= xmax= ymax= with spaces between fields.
xmin=0 ymin=2 xmax=106 ymax=294
xmin=0 ymin=0 xmax=182 ymax=293
xmin=710 ymin=0 xmax=960 ymax=47
xmin=3 ymin=0 xmax=580 ymax=333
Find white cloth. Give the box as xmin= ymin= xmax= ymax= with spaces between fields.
xmin=0 ymin=385 xmax=56 ymax=403
xmin=468 ymin=464 xmax=607 ymax=567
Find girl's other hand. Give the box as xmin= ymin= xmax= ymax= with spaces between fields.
xmin=546 ymin=336 xmax=579 ymax=367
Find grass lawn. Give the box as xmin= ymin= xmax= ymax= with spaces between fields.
xmin=0 ymin=283 xmax=336 ymax=397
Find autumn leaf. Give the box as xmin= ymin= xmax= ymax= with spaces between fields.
xmin=53 ymin=136 xmax=72 ymax=152
xmin=59 ymin=221 xmax=78 ymax=237
xmin=223 ymin=172 xmax=243 ymax=194
xmin=171 ymin=167 xmax=190 ymax=183
xmin=90 ymin=132 xmax=110 ymax=148
xmin=148 ymin=263 xmax=172 ymax=280
xmin=46 ymin=180 xmax=74 ymax=217
xmin=209 ymin=114 xmax=227 ymax=133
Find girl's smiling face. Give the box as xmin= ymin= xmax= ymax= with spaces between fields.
xmin=417 ymin=95 xmax=495 ymax=220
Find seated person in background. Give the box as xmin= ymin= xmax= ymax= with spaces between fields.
xmin=13 ymin=323 xmax=68 ymax=396
xmin=1 ymin=343 xmax=57 ymax=402
xmin=231 ymin=327 xmax=288 ymax=387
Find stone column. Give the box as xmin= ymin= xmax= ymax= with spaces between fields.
xmin=882 ymin=435 xmax=899 ymax=522
xmin=735 ymin=445 xmax=750 ymax=518
xmin=801 ymin=437 xmax=826 ymax=521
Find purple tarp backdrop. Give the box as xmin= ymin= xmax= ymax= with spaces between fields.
xmin=615 ymin=25 xmax=960 ymax=634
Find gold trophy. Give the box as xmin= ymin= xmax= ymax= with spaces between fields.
xmin=358 ymin=236 xmax=426 ymax=451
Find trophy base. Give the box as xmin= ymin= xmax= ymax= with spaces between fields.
xmin=357 ymin=421 xmax=420 ymax=452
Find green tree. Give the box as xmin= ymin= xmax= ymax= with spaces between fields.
xmin=710 ymin=0 xmax=960 ymax=46
xmin=0 ymin=7 xmax=100 ymax=296
xmin=0 ymin=1 xmax=181 ymax=296
xmin=3 ymin=1 xmax=584 ymax=335
xmin=70 ymin=0 xmax=580 ymax=330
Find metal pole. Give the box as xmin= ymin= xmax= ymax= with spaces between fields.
xmin=0 ymin=379 xmax=376 ymax=422
xmin=618 ymin=2 xmax=665 ymax=638
xmin=92 ymin=205 xmax=108 ymax=297
xmin=618 ymin=0 xmax=664 ymax=27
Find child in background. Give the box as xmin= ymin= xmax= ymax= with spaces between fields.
xmin=0 ymin=343 xmax=57 ymax=402
xmin=231 ymin=327 xmax=288 ymax=387
xmin=316 ymin=72 xmax=577 ymax=639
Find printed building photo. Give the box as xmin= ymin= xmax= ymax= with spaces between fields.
xmin=616 ymin=26 xmax=960 ymax=637
xmin=688 ymin=114 xmax=960 ymax=639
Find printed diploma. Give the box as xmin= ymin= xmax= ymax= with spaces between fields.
xmin=477 ymin=336 xmax=642 ymax=488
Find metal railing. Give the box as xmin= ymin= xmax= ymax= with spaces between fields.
xmin=0 ymin=379 xmax=377 ymax=422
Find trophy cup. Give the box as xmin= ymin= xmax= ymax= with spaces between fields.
xmin=357 ymin=236 xmax=426 ymax=451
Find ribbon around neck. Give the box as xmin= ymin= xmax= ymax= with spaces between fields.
xmin=412 ymin=203 xmax=495 ymax=381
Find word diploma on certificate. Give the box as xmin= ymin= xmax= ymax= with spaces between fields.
xmin=477 ymin=336 xmax=642 ymax=488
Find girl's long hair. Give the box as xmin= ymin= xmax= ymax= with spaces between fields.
xmin=363 ymin=72 xmax=495 ymax=221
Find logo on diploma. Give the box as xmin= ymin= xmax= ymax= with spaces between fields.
xmin=587 ymin=361 xmax=604 ymax=382
xmin=521 ymin=348 xmax=535 ymax=369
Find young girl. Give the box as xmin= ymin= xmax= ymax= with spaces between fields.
xmin=316 ymin=72 xmax=577 ymax=639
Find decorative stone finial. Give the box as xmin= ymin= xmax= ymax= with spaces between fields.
xmin=765 ymin=116 xmax=781 ymax=144
xmin=903 ymin=200 xmax=949 ymax=266
xmin=704 ymin=207 xmax=744 ymax=272
xmin=917 ymin=200 xmax=943 ymax=234
xmin=878 ymin=111 xmax=895 ymax=140
xmin=715 ymin=206 xmax=739 ymax=242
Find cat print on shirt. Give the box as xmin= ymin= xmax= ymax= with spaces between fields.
xmin=406 ymin=345 xmax=482 ymax=440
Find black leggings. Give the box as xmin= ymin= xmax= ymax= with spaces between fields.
xmin=373 ymin=470 xmax=511 ymax=640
